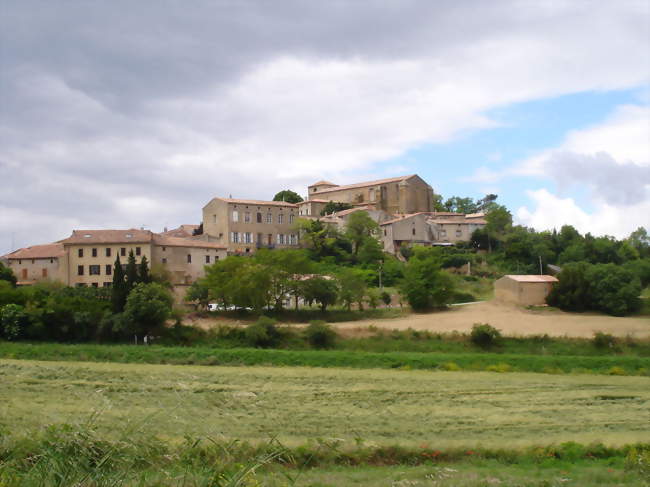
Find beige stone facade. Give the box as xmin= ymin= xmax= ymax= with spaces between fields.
xmin=494 ymin=275 xmax=558 ymax=306
xmin=4 ymin=229 xmax=227 ymax=298
xmin=202 ymin=198 xmax=300 ymax=254
xmin=379 ymin=212 xmax=487 ymax=254
xmin=4 ymin=244 xmax=68 ymax=285
xmin=307 ymin=175 xmax=434 ymax=214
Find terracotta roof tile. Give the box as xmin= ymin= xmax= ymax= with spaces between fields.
xmin=309 ymin=180 xmax=337 ymax=187
xmin=208 ymin=197 xmax=298 ymax=208
xmin=314 ymin=175 xmax=418 ymax=194
xmin=5 ymin=243 xmax=66 ymax=259
xmin=61 ymin=229 xmax=154 ymax=244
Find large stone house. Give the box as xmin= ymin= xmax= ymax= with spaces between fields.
xmin=202 ymin=198 xmax=301 ymax=254
xmin=3 ymin=229 xmax=227 ymax=300
xmin=306 ymin=175 xmax=434 ymax=214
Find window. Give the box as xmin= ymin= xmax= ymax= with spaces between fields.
xmin=257 ymin=232 xmax=263 ymax=244
xmin=244 ymin=212 xmax=251 ymax=223
xmin=383 ymin=229 xmax=387 ymax=236
xmin=42 ymin=268 xmax=48 ymax=278
xmin=277 ymin=234 xmax=285 ymax=245
xmin=89 ymin=265 xmax=100 ymax=275
xmin=289 ymin=214 xmax=294 ymax=224
xmin=78 ymin=265 xmax=84 ymax=276
xmin=22 ymin=269 xmax=27 ymax=279
xmin=91 ymin=283 xmax=98 ymax=288
xmin=78 ymin=248 xmax=84 ymax=258
xmin=244 ymin=232 xmax=252 ymax=243
xmin=50 ymin=258 xmax=53 ymax=263
xmin=257 ymin=212 xmax=262 ymax=223
xmin=18 ymin=259 xmax=21 ymax=265
xmin=231 ymin=232 xmax=239 ymax=243
xmin=105 ymin=265 xmax=112 ymax=275
xmin=290 ymin=234 xmax=298 ymax=245
xmin=105 ymin=248 xmax=111 ymax=257
xmin=232 ymin=210 xmax=239 ymax=222
xmin=440 ymin=229 xmax=447 ymax=237
xmin=136 ymin=247 xmax=141 ymax=256
xmin=103 ymin=282 xmax=112 ymax=288
xmin=187 ymin=254 xmax=192 ymax=263
xmin=456 ymin=229 xmax=462 ymax=237
xmin=205 ymin=255 xmax=210 ymax=264
xmin=162 ymin=258 xmax=167 ymax=264
xmin=412 ymin=228 xmax=416 ymax=236
xmin=266 ymin=213 xmax=272 ymax=224
xmin=120 ymin=247 xmax=126 ymax=256
xmin=213 ymin=214 xmax=217 ymax=223
xmin=278 ymin=213 xmax=284 ymax=224
xmin=92 ymin=248 xmax=97 ymax=257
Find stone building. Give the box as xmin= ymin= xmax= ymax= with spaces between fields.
xmin=306 ymin=175 xmax=434 ymax=214
xmin=3 ymin=243 xmax=68 ymax=285
xmin=494 ymin=275 xmax=558 ymax=306
xmin=202 ymin=197 xmax=300 ymax=254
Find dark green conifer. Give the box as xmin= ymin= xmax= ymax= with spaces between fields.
xmin=111 ymin=255 xmax=127 ymax=312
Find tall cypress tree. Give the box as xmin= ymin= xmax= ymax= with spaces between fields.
xmin=139 ymin=256 xmax=151 ymax=284
xmin=111 ymin=255 xmax=127 ymax=313
xmin=125 ymin=250 xmax=139 ymax=293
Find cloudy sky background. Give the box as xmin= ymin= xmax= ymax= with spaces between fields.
xmin=1 ymin=0 xmax=648 ymax=253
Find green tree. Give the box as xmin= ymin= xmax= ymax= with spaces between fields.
xmin=320 ymin=201 xmax=353 ymax=215
xmin=138 ymin=256 xmax=151 ymax=284
xmin=185 ymin=279 xmax=209 ymax=310
xmin=111 ymin=256 xmax=127 ymax=313
xmin=125 ymin=250 xmax=139 ymax=291
xmin=273 ymin=189 xmax=303 ymax=204
xmin=444 ymin=196 xmax=477 ymax=214
xmin=485 ymin=204 xmax=512 ymax=251
xmin=304 ymin=320 xmax=336 ymax=349
xmin=628 ymin=227 xmax=649 ymax=258
xmin=120 ymin=282 xmax=173 ymax=337
xmin=0 ymin=262 xmax=17 ymax=287
xmin=0 ymin=303 xmax=28 ymax=340
xmin=546 ymin=262 xmax=591 ymax=312
xmin=300 ymin=276 xmax=338 ymax=311
xmin=345 ymin=211 xmax=379 ymax=256
xmin=586 ymin=264 xmax=641 ymax=316
xmin=337 ymin=268 xmax=367 ymax=310
xmin=400 ymin=254 xmax=455 ymax=311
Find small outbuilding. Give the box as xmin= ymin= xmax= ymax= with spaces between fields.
xmin=494 ymin=275 xmax=559 ymax=306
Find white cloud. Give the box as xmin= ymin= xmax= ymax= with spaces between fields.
xmin=0 ymin=1 xmax=649 ymax=251
xmin=516 ymin=189 xmax=650 ymax=239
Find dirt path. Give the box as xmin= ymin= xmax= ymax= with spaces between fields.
xmin=329 ymin=301 xmax=650 ymax=338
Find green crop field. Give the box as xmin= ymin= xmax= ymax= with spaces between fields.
xmin=2 ymin=359 xmax=649 ymax=447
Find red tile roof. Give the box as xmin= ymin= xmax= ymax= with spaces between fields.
xmin=4 ymin=243 xmax=66 ymax=259
xmin=309 ymin=180 xmax=337 ymax=187
xmin=61 ymin=229 xmax=154 ymax=244
xmin=313 ymin=175 xmax=418 ymax=194
xmin=207 ymin=197 xmax=298 ymax=208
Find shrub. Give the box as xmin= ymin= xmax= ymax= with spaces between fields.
xmin=0 ymin=304 xmax=29 ymax=340
xmin=304 ymin=320 xmax=337 ymax=349
xmin=244 ymin=316 xmax=279 ymax=348
xmin=470 ymin=323 xmax=501 ymax=349
xmin=593 ymin=332 xmax=617 ymax=349
xmin=380 ymin=291 xmax=392 ymax=306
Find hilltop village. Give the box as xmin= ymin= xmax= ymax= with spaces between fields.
xmin=2 ymin=174 xmax=486 ymax=298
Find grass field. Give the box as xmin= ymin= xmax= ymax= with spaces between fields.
xmin=2 ymin=341 xmax=650 ymax=375
xmin=2 ymin=359 xmax=649 ymax=447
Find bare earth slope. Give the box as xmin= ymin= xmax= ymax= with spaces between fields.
xmin=331 ymin=301 xmax=650 ymax=338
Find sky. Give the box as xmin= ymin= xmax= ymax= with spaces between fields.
xmin=1 ymin=0 xmax=648 ymax=254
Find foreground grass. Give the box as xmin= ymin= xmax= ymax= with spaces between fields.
xmin=2 ymin=359 xmax=650 ymax=447
xmin=2 ymin=423 xmax=648 ymax=486
xmin=2 ymin=341 xmax=649 ymax=376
